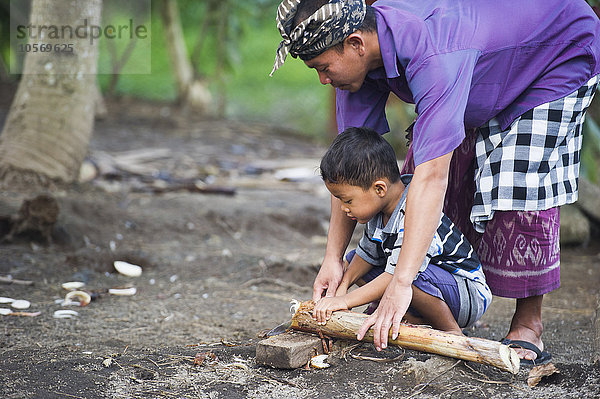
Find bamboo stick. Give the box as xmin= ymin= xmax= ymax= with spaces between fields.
xmin=290 ymin=301 xmax=520 ymax=374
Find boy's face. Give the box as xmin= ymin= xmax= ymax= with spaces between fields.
xmin=325 ymin=181 xmax=385 ymax=224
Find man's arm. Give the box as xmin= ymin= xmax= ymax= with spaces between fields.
xmin=312 ymin=194 xmax=357 ymax=302
xmin=356 ymin=151 xmax=452 ymax=350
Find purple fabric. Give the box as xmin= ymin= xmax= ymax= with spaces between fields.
xmin=345 ymin=249 xmax=461 ymax=320
xmin=410 ymin=264 xmax=461 ymax=322
xmin=400 ymin=131 xmax=560 ymax=299
xmin=336 ymin=0 xmax=600 ymax=166
xmin=477 ymin=209 xmax=561 ymax=298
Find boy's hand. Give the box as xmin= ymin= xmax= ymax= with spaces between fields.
xmin=313 ymin=296 xmax=349 ymax=325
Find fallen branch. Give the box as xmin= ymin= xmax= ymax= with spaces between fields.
xmin=290 ymin=300 xmax=520 ymax=374
xmin=0 ymin=276 xmax=34 ymax=286
xmin=142 ymin=180 xmax=236 ymax=196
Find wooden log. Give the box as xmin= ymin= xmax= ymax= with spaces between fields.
xmin=291 ymin=301 xmax=520 ymax=374
xmin=256 ymin=331 xmax=323 ymax=369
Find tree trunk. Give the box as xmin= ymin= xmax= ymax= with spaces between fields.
xmin=291 ymin=301 xmax=520 ymax=374
xmin=94 ymin=81 xmax=107 ymax=119
xmin=593 ymin=295 xmax=600 ymax=365
xmin=0 ymin=0 xmax=102 ymax=187
xmin=159 ymin=0 xmax=212 ymax=113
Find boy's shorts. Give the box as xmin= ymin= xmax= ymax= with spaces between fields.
xmin=346 ymin=249 xmax=485 ymax=328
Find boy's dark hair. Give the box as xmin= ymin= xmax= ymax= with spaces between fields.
xmin=320 ymin=127 xmax=401 ymax=190
xmin=292 ymin=1 xmax=377 ymax=60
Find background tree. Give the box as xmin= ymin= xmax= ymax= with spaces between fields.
xmin=0 ymin=0 xmax=102 ymax=187
xmin=159 ymin=0 xmax=211 ymax=114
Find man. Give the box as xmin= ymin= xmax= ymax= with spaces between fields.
xmin=270 ymin=0 xmax=600 ymax=365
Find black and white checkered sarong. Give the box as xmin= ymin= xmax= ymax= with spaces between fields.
xmin=471 ymin=75 xmax=599 ymax=233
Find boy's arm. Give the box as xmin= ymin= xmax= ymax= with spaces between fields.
xmin=335 ymin=254 xmax=374 ymax=296
xmin=344 ymin=272 xmax=392 ymax=309
xmin=314 ymin=272 xmax=393 ymax=324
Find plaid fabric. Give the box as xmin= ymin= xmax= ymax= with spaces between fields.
xmin=471 ymin=75 xmax=599 ymax=233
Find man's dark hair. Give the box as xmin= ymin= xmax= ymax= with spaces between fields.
xmin=320 ymin=127 xmax=401 ymax=190
xmin=292 ymin=1 xmax=377 ymax=60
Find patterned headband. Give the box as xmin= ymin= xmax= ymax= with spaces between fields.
xmin=270 ymin=0 xmax=366 ymax=76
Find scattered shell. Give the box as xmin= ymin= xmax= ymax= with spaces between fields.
xmin=108 ymin=287 xmax=137 ymax=296
xmin=78 ymin=159 xmax=98 ymax=183
xmin=0 ymin=297 xmax=15 ymax=304
xmin=0 ymin=308 xmax=13 ymax=315
xmin=113 ymin=261 xmax=142 ymax=277
xmin=10 ymin=311 xmax=41 ymax=317
xmin=229 ymin=362 xmax=249 ymax=370
xmin=62 ymin=281 xmax=86 ymax=291
xmin=64 ymin=291 xmax=91 ymax=306
xmin=310 ymin=354 xmax=331 ymax=369
xmin=11 ymin=300 xmax=31 ymax=310
xmin=53 ymin=309 xmax=79 ymax=319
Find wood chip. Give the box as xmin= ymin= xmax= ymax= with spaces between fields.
xmin=527 ymin=363 xmax=559 ymax=387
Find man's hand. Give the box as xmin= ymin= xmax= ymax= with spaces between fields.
xmin=312 ymin=194 xmax=356 ymax=302
xmin=313 ymin=296 xmax=349 ymax=325
xmin=312 ymin=256 xmax=345 ymax=302
xmin=356 ymin=279 xmax=412 ymax=351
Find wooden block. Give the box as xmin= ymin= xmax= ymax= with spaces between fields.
xmin=256 ymin=331 xmax=322 ymax=369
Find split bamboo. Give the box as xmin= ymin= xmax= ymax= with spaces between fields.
xmin=290 ymin=301 xmax=520 ymax=374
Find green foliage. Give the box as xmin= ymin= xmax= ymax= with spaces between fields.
xmin=225 ymin=20 xmax=331 ymax=139
xmin=97 ymin=10 xmax=176 ymax=101
xmin=582 ymin=115 xmax=600 ymax=184
xmin=97 ymin=0 xmax=330 ymax=139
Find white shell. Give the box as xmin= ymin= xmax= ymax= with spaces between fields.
xmin=108 ymin=287 xmax=137 ymax=296
xmin=289 ymin=299 xmax=301 ymax=314
xmin=0 ymin=297 xmax=15 ymax=304
xmin=11 ymin=300 xmax=31 ymax=309
xmin=310 ymin=354 xmax=331 ymax=369
xmin=53 ymin=309 xmax=79 ymax=319
xmin=64 ymin=291 xmax=91 ymax=306
xmin=0 ymin=308 xmax=13 ymax=315
xmin=113 ymin=261 xmax=142 ymax=277
xmin=62 ymin=281 xmax=86 ymax=291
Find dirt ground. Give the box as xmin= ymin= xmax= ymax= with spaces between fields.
xmin=1 ymin=95 xmax=600 ymax=399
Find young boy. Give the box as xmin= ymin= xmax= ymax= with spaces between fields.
xmin=315 ymin=127 xmax=491 ymax=334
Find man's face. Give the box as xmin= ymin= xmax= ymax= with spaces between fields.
xmin=304 ymin=44 xmax=369 ymax=93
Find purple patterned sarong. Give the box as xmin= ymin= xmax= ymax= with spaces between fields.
xmin=400 ymin=129 xmax=560 ymax=299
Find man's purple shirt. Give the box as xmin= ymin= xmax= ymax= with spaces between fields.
xmin=336 ymin=0 xmax=600 ymax=166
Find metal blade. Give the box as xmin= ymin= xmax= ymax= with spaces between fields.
xmin=266 ymin=319 xmax=292 ymax=336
